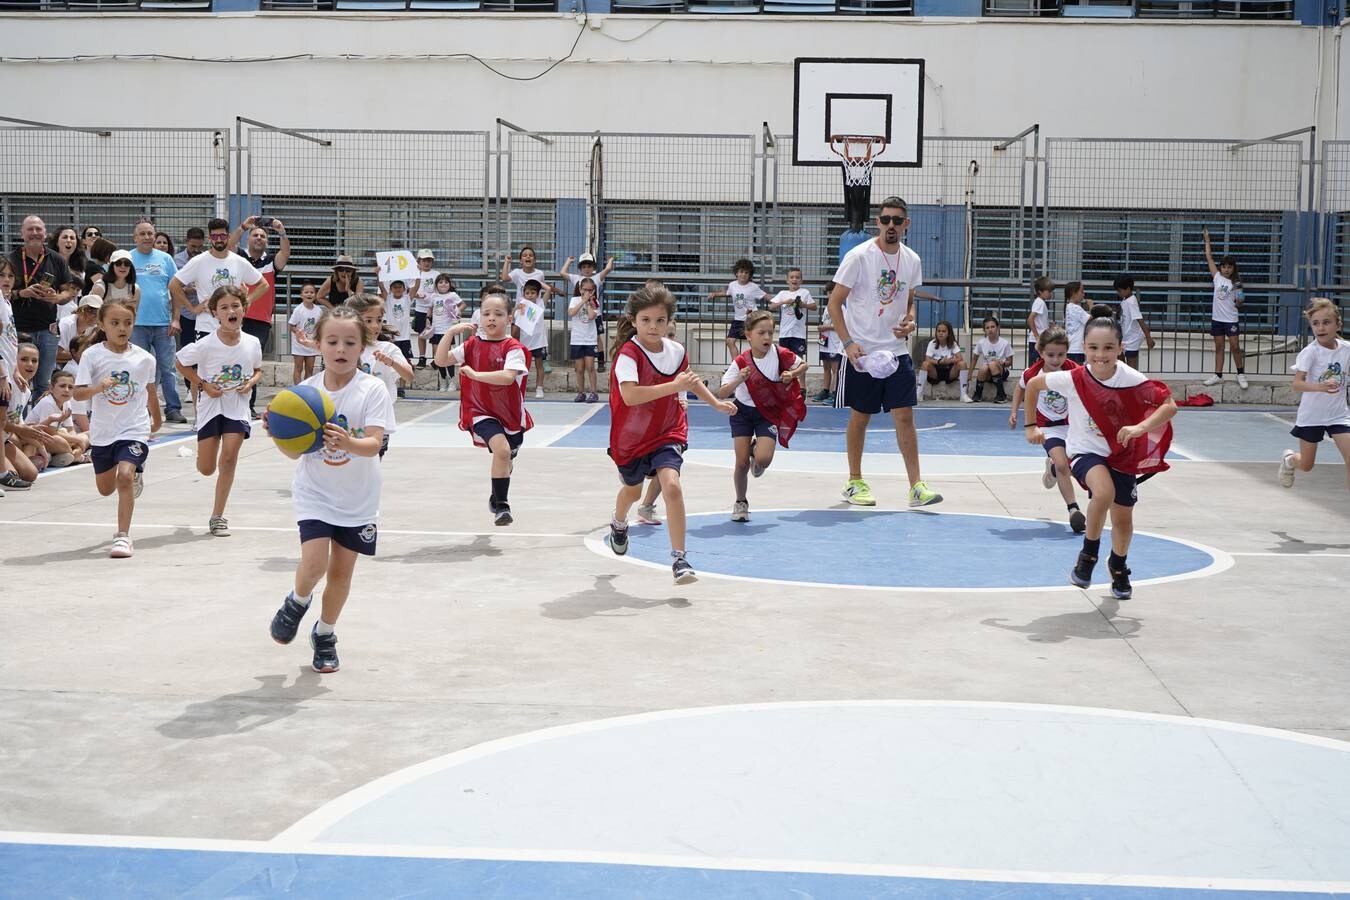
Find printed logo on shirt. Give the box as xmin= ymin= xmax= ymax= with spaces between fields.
xmin=139 ymin=263 xmax=165 ymax=277
xmin=103 ymin=370 xmax=136 ymax=406
xmin=733 ymin=292 xmax=752 ymax=314
xmin=1318 ymin=361 xmax=1344 ymax=385
xmin=210 ymin=267 xmax=236 ymax=290
xmin=875 ymin=269 xmax=905 ymax=313
xmin=213 ymin=364 xmax=245 ymax=390
xmin=303 ymin=317 xmax=318 ymax=338
xmin=359 ymin=524 xmax=377 ymax=544
xmin=1044 ymin=389 xmax=1069 ymax=418
xmin=320 ymin=413 xmax=365 ymax=467
xmin=391 ymin=301 xmax=405 ymax=320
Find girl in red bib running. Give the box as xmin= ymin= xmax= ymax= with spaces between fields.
xmin=1009 ymin=327 xmax=1085 ymax=534
xmin=435 ymin=289 xmax=533 ymax=526
xmin=606 ymin=284 xmax=736 ymax=584
xmin=1022 ymin=311 xmax=1177 ymax=600
xmin=717 ymin=309 xmax=807 ymax=522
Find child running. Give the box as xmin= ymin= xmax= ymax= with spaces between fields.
xmin=1023 ymin=312 xmax=1177 ymax=599
xmin=1278 ymin=298 xmax=1350 ymax=492
xmin=349 ymin=293 xmax=413 ymax=458
xmin=606 ymin=284 xmax=736 ymax=584
xmin=74 ymin=297 xmax=162 ymax=558
xmin=435 ymin=288 xmax=533 ymax=526
xmin=174 ymin=286 xmax=263 ymax=536
xmin=717 ymin=309 xmax=807 ymax=522
xmin=1009 ymin=327 xmax=1086 ymax=533
xmin=267 ymin=306 xmax=394 ymax=674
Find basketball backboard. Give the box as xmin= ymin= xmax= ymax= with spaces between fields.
xmin=792 ymin=58 xmax=924 ymax=168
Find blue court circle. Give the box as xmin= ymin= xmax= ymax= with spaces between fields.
xmin=619 ymin=509 xmax=1223 ymax=590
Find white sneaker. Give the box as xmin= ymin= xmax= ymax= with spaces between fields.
xmin=1278 ymin=450 xmax=1296 ymax=488
xmin=960 ymin=391 xmax=973 ymax=404
xmin=1042 ymin=457 xmax=1056 ymax=490
xmin=635 ymin=504 xmax=662 ymax=525
xmin=1237 ymin=374 xmax=1249 ymax=390
xmin=1202 ymin=374 xmax=1223 ymax=386
xmin=110 ymin=533 xmax=133 ymax=558
xmin=731 ymin=500 xmax=750 ymax=522
xmin=132 ymin=472 xmax=144 ymax=499
xmin=534 ymin=387 xmax=544 ymax=400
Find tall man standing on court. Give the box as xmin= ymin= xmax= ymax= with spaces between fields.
xmin=828 ymin=196 xmax=941 ymax=508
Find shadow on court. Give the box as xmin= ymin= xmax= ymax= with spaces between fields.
xmin=157 ymin=672 xmax=331 ymax=740
xmin=0 ymin=527 xmax=200 ymax=566
xmin=1269 ymin=530 xmax=1350 ymax=554
xmin=541 ymin=574 xmax=691 ymax=620
xmin=374 ymin=536 xmax=504 ymax=565
xmin=981 ymin=598 xmax=1141 ymax=643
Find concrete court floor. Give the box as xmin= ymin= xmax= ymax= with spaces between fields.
xmin=0 ymin=392 xmax=1347 ymax=851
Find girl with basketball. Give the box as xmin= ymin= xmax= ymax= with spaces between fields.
xmin=1023 ymin=314 xmax=1177 ymax=600
xmin=1009 ymin=327 xmax=1086 ymax=534
xmin=716 ymin=309 xmax=807 ymax=522
xmin=174 ymin=286 xmax=263 ymax=537
xmin=434 ymin=288 xmax=533 ymax=527
xmin=73 ymin=297 xmax=162 ymax=559
xmin=348 ymin=293 xmax=413 ymax=458
xmin=606 ymin=284 xmax=736 ymax=584
xmin=1278 ymin=298 xmax=1350 ymax=492
xmin=266 ymin=306 xmax=394 ymax=674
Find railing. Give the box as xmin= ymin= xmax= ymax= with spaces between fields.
xmin=985 ymin=0 xmax=1292 ymax=15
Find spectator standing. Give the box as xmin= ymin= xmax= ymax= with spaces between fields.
xmin=9 ymin=215 xmax=79 ymax=397
xmin=172 ymin=227 xmax=206 ymax=350
xmin=229 ymin=216 xmax=290 ymax=419
xmin=128 ymin=219 xmax=186 ymax=425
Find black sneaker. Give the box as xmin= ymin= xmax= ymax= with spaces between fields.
xmin=249 ymin=409 xmax=261 ymax=421
xmin=310 ymin=624 xmax=339 ymax=673
xmin=0 ymin=472 xmax=33 ymax=490
xmin=972 ymin=384 xmax=985 ymax=402
xmin=270 ymin=592 xmax=310 ymax=644
xmin=1109 ymin=564 xmax=1133 ymax=600
xmin=672 ymin=555 xmax=697 ymax=584
xmin=995 ymin=386 xmax=1008 ymax=403
xmin=1069 ymin=509 xmax=1087 ymax=534
xmin=164 ymin=409 xmax=188 ymax=425
xmin=494 ymin=503 xmax=513 ymax=527
xmin=607 ymin=522 xmax=629 ymax=556
xmin=1070 ymin=550 xmax=1098 ymax=588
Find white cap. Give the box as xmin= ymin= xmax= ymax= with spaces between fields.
xmin=77 ymin=295 xmax=104 ymax=311
xmin=108 ymin=249 xmax=134 ymax=265
xmin=416 ymin=248 xmax=435 ymax=260
xmin=856 ymin=350 xmax=899 ymax=380
xmin=578 ymin=252 xmax=596 ymax=265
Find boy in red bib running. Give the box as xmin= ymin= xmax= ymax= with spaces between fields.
xmin=606 ymin=283 xmax=736 ymax=584
xmin=435 ymin=288 xmax=533 ymax=526
xmin=717 ymin=309 xmax=807 ymax=522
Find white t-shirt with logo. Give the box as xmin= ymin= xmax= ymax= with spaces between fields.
xmin=974 ymin=336 xmax=1013 ymax=366
xmin=721 ymin=347 xmax=799 ymax=408
xmin=427 ymin=291 xmax=463 ymax=334
xmin=568 ymin=295 xmax=599 ymax=346
xmin=175 ymin=331 xmax=262 ymax=425
xmin=412 ymin=268 xmax=440 ymax=313
xmin=76 ymin=342 xmax=158 ymax=446
xmin=513 ymin=297 xmax=549 ymax=352
xmin=1120 ymin=295 xmax=1145 ymax=351
xmin=726 ymin=280 xmax=765 ymax=323
xmin=831 ymin=240 xmax=923 ymax=357
xmin=1064 ymin=303 xmax=1090 ymax=354
xmin=384 ymin=294 xmax=412 ymax=342
xmin=288 ymin=304 xmax=324 ymax=357
xmin=1044 ymin=362 xmax=1147 ymax=459
xmin=25 ymin=394 xmax=79 ymax=428
xmin=819 ymin=308 xmax=843 ymax=355
xmin=615 ymin=337 xmax=686 ymax=384
xmin=1019 ymin=364 xmax=1073 ymax=440
xmin=173 ymin=252 xmax=264 ymax=334
xmin=361 ymin=340 xmax=407 ymax=420
xmin=0 ymin=292 xmax=19 ymax=382
xmin=771 ymin=290 xmax=815 ymax=340
xmin=925 ymin=340 xmax=962 ymax=363
xmin=1029 ymin=296 xmax=1049 ymax=345
xmin=1212 ymin=273 xmax=1240 ymax=324
xmin=1293 ymin=338 xmax=1350 ymax=428
xmin=291 ymin=371 xmax=395 ymax=527
xmin=507 ymin=269 xmax=549 ymax=303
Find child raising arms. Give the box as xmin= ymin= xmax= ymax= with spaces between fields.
xmin=1023 ymin=313 xmax=1177 ymax=599
xmin=74 ymin=298 xmax=162 ymax=558
xmin=1009 ymin=327 xmax=1086 ymax=534
xmin=606 ymin=284 xmax=736 ymax=584
xmin=267 ymin=306 xmax=394 ymax=674
xmin=435 ymin=289 xmax=533 ymax=526
xmin=174 ymin=286 xmax=263 ymax=536
xmin=717 ymin=309 xmax=807 ymax=522
xmin=1278 ymin=298 xmax=1350 ymax=492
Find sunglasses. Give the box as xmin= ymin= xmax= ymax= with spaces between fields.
xmin=112 ymin=260 xmax=132 ymax=267
xmin=877 ymin=215 xmax=906 ymax=226
xmin=84 ymin=230 xmax=101 ymax=238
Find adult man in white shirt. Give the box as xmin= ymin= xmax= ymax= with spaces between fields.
xmin=169 ymin=218 xmax=268 ymax=338
xmin=827 ymin=197 xmax=941 ymax=509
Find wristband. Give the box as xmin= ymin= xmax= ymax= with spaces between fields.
xmin=841 ymin=339 xmax=856 ymax=351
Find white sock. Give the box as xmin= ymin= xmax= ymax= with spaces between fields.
xmin=959 ymin=371 xmax=969 ymax=392
xmin=315 ymin=618 xmax=335 ymax=635
xmin=916 ymin=370 xmax=928 ymax=391
xmin=611 ymin=517 xmax=628 ymax=531
xmin=290 ymin=590 xmax=313 ymax=608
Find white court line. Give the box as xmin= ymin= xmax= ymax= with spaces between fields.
xmin=537 ymin=402 xmax=606 ymax=447
xmin=0 ymin=519 xmax=579 ymax=539
xmin=796 ymin=421 xmax=956 ymax=434
xmin=0 ymin=829 xmax=1346 ymax=895
xmin=1230 ymin=552 xmax=1350 ymax=558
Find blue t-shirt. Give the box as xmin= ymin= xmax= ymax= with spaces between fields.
xmin=130 ymin=248 xmax=177 ymax=327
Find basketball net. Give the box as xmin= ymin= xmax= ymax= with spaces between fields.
xmin=830 ymin=134 xmax=887 ymax=187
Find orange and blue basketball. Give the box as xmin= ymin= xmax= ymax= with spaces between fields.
xmin=267 ymin=385 xmax=335 ymax=458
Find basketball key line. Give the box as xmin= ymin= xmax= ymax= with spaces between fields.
xmin=0 ymin=520 xmax=582 ymax=540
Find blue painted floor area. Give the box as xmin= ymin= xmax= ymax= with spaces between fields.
xmin=2 ymin=844 xmax=1342 ymax=900
xmin=623 ymin=509 xmax=1217 ymax=588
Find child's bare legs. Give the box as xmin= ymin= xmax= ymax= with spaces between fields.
xmin=1108 ymin=504 xmax=1133 ymax=557
xmin=656 ymin=466 xmax=686 ymax=551
xmin=294 ymin=538 xmax=358 ymax=627
xmin=295 ymin=537 xmax=330 ymax=599
xmin=1211 ymin=336 xmax=1226 ymax=375
xmin=614 ymin=481 xmax=643 ymax=524
xmin=1288 ymin=438 xmax=1319 ymax=473
xmin=640 ymin=477 xmax=661 ymax=509
xmin=487 ymin=433 xmax=513 ymax=478
xmin=1227 ymin=334 xmax=1244 ymax=373
xmin=824 ymin=358 xmax=838 ymax=393
xmin=1334 ymin=433 xmax=1350 ymax=490
xmin=6 ymin=442 xmax=38 ymax=483
xmin=573 ymin=358 xmax=585 ymax=393
xmin=1081 ymin=465 xmax=1115 ymax=542
xmin=94 ymin=460 xmax=138 ymax=534
xmin=732 ymin=435 xmax=752 ymax=501
xmin=417 ymin=333 xmax=428 ymax=363
xmin=534 ymin=358 xmax=547 ymax=393
xmin=199 ymin=432 xmax=245 ymax=518
xmin=1049 ymin=445 xmax=1077 ymax=507
xmin=724 ymin=337 xmax=740 ymax=360
xmin=587 ymin=357 xmax=598 ymax=394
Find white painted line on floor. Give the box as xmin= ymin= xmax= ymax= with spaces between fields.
xmin=537 ymin=402 xmax=606 ymax=447
xmin=1167 ymin=441 xmax=1207 ymax=462
xmin=0 ymin=520 xmax=580 ymax=540
xmin=1230 ymin=552 xmax=1350 ymax=558
xmin=796 ymin=421 xmax=957 ymax=434
xmin=0 ymin=828 xmax=1345 ymax=895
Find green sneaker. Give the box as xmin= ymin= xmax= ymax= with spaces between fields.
xmin=842 ymin=479 xmax=876 ymax=506
xmin=907 ymin=481 xmax=943 ymax=507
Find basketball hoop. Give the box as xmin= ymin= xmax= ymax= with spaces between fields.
xmin=830 ymin=134 xmax=888 ymax=187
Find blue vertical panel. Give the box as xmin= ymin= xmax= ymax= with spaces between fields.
xmin=228 ymin=195 xmax=259 ymax=230
xmin=1294 ymin=0 xmax=1333 ymax=24
xmin=906 ymin=203 xmax=967 ymax=328
xmin=914 ymin=0 xmax=982 ymax=14
xmin=555 ymin=198 xmax=588 ymax=318
xmin=1278 ymin=209 xmax=1310 ymax=336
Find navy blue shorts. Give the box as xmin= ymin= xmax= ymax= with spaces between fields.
xmin=570 ymin=345 xmax=597 ymax=360
xmin=412 ymin=311 xmax=428 ymax=334
xmin=529 ymin=346 xmax=548 ymax=362
xmin=839 ymin=353 xmax=917 ymax=414
xmin=780 ymin=337 xmax=807 ymax=356
xmin=929 ymin=362 xmax=957 ymax=384
xmin=394 ymin=339 xmax=413 ymax=361
xmin=1043 ymin=436 xmax=1066 ymax=455
xmin=615 ymin=443 xmax=685 ymax=487
xmin=819 ymin=351 xmax=841 ymax=363
xmin=729 ymin=400 xmax=776 ymax=440
xmin=472 ymin=418 xmax=523 ymax=458
xmin=1210 ymin=320 xmax=1240 ymax=337
xmin=197 ymin=414 xmax=250 ymax=441
xmin=727 ymin=321 xmax=746 ymax=340
xmin=298 ymin=519 xmax=378 ymax=556
xmin=1070 ymin=453 xmax=1138 ymax=508
xmin=91 ymin=440 xmax=148 ymax=475
xmin=1067 ymin=352 xmax=1086 ymax=364
xmin=1027 ymin=345 xmax=1041 ymax=366
xmin=1290 ymin=423 xmax=1350 ymax=443
xmin=1123 ymin=350 xmax=1141 ymax=367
